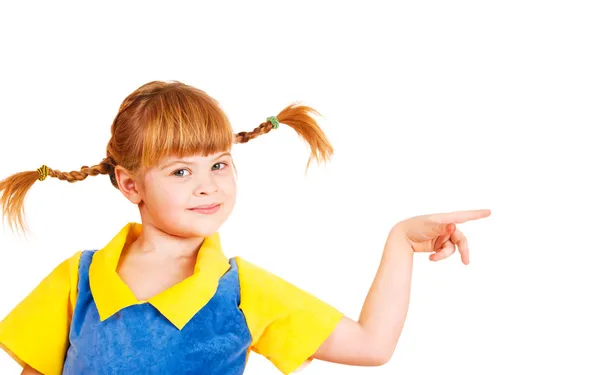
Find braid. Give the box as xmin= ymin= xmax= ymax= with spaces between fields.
xmin=46 ymin=163 xmax=111 ymax=183
xmin=234 ymin=121 xmax=274 ymax=144
xmin=0 ymin=156 xmax=116 ymax=234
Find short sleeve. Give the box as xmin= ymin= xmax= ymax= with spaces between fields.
xmin=0 ymin=251 xmax=82 ymax=375
xmin=235 ymin=257 xmax=344 ymax=374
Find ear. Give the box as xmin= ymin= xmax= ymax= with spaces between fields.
xmin=114 ymin=165 xmax=143 ymax=204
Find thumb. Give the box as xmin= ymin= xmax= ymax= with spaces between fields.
xmin=405 ymin=219 xmax=456 ymax=242
xmin=424 ymin=221 xmax=456 ymax=238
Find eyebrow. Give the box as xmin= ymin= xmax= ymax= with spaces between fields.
xmin=160 ymin=152 xmax=232 ymax=170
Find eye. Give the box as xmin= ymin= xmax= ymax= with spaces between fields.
xmin=212 ymin=162 xmax=228 ymax=171
xmin=173 ymin=169 xmax=190 ymax=177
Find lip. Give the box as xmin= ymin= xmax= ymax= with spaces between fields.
xmin=189 ymin=203 xmax=222 ymax=214
xmin=191 ymin=203 xmax=220 ymax=209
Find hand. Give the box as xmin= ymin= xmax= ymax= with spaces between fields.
xmin=393 ymin=209 xmax=491 ymax=265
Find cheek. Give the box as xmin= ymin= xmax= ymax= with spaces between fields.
xmin=220 ymin=176 xmax=237 ymax=199
xmin=149 ymin=184 xmax=187 ymax=208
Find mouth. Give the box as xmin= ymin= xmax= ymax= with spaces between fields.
xmin=189 ymin=203 xmax=222 ymax=215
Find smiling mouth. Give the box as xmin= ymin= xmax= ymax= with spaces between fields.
xmin=189 ymin=204 xmax=221 ymax=214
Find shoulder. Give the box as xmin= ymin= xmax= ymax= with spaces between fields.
xmin=233 ymin=256 xmax=297 ymax=298
xmin=47 ymin=250 xmax=85 ymax=288
xmin=233 ymin=255 xmax=339 ymax=316
xmin=0 ymin=249 xmax=85 ymax=326
xmin=233 ymin=256 xmax=276 ymax=283
xmin=28 ymin=250 xmax=84 ymax=312
xmin=65 ymin=250 xmax=85 ymax=280
xmin=27 ymin=250 xmax=84 ymax=290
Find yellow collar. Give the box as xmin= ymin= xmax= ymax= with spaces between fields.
xmin=88 ymin=222 xmax=231 ymax=330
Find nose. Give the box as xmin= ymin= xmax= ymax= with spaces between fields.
xmin=193 ymin=174 xmax=219 ymax=196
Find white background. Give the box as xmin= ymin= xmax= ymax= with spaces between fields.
xmin=0 ymin=1 xmax=599 ymax=374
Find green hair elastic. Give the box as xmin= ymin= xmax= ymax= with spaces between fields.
xmin=267 ymin=116 xmax=279 ymax=129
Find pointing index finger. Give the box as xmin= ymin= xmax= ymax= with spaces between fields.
xmin=429 ymin=209 xmax=491 ymax=224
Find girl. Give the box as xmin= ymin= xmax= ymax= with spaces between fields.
xmin=0 ymin=80 xmax=490 ymax=375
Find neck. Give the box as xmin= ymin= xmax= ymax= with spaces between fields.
xmin=127 ymin=222 xmax=205 ymax=261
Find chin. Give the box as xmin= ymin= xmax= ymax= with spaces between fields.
xmin=187 ymin=218 xmax=225 ymax=237
xmin=159 ymin=220 xmax=220 ymax=239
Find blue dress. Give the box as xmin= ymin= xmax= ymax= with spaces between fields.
xmin=62 ymin=250 xmax=252 ymax=375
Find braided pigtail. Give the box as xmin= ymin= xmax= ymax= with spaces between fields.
xmin=234 ymin=102 xmax=334 ymax=173
xmin=0 ymin=158 xmax=114 ymax=234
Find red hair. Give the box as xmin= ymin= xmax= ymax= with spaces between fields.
xmin=0 ymin=80 xmax=333 ymax=233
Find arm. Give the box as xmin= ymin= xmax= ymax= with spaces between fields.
xmin=313 ymin=225 xmax=413 ymax=366
xmin=313 ymin=209 xmax=491 ymax=367
xmin=0 ymin=252 xmax=82 ymax=375
xmin=21 ymin=365 xmax=42 ymax=375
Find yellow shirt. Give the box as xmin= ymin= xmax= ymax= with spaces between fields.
xmin=0 ymin=222 xmax=344 ymax=375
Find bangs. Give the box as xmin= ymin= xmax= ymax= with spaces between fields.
xmin=138 ymin=86 xmax=233 ymax=168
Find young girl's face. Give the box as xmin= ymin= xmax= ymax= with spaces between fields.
xmin=134 ymin=151 xmax=237 ymax=238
